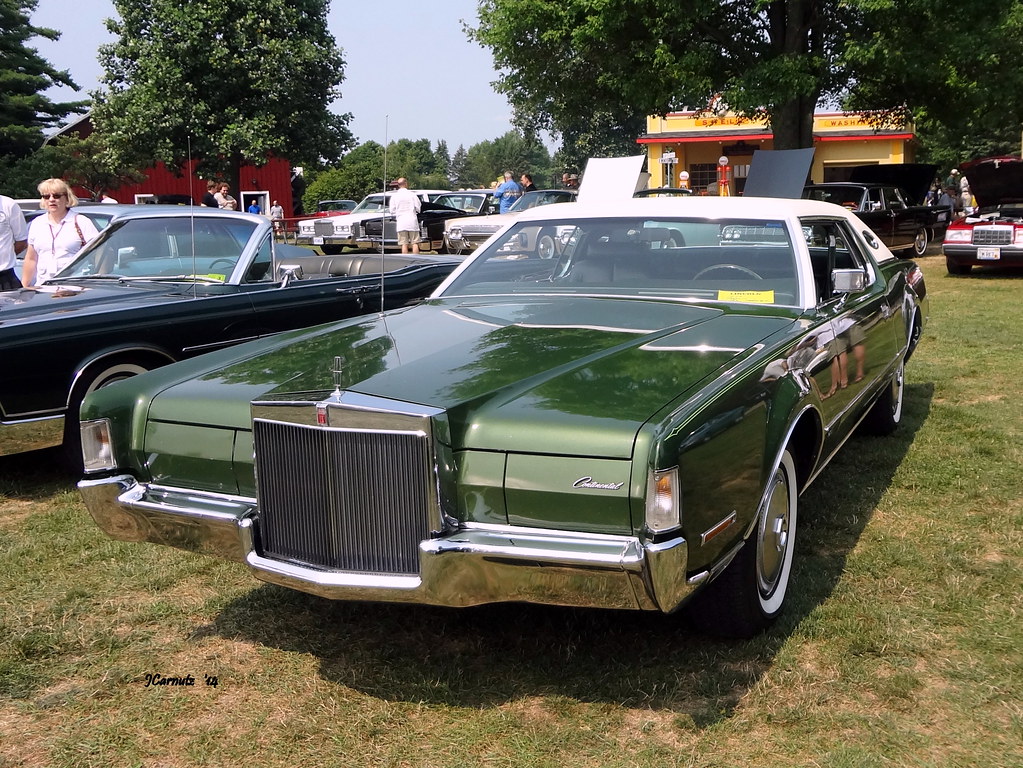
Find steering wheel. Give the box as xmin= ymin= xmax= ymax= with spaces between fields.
xmin=693 ymin=263 xmax=763 ymax=280
xmin=207 ymin=259 xmax=237 ymax=273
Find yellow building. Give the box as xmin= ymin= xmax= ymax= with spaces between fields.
xmin=639 ymin=111 xmax=916 ymax=194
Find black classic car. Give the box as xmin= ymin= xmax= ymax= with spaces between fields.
xmin=804 ymin=164 xmax=944 ymax=257
xmin=358 ymin=192 xmax=498 ymax=252
xmin=79 ymin=196 xmax=927 ymax=637
xmin=942 ymin=156 xmax=1023 ymax=274
xmin=0 ymin=207 xmax=459 ymax=461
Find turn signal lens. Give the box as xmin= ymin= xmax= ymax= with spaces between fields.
xmin=80 ymin=419 xmax=115 ymax=473
xmin=646 ymin=468 xmax=680 ymax=533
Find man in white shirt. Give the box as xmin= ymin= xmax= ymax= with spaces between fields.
xmin=388 ymin=178 xmax=421 ymax=254
xmin=0 ymin=195 xmax=28 ymax=290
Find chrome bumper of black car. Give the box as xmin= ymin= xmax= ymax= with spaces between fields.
xmin=79 ymin=475 xmax=697 ymax=613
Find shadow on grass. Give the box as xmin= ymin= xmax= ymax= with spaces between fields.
xmin=0 ymin=446 xmax=76 ymax=498
xmin=208 ymin=381 xmax=934 ymax=728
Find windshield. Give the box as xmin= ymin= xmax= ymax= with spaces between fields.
xmin=57 ymin=215 xmax=258 ymax=282
xmin=351 ymin=195 xmax=389 ymax=213
xmin=432 ymin=193 xmax=488 ymax=213
xmin=441 ymin=216 xmax=800 ymax=307
xmin=507 ymin=190 xmax=576 ymax=213
xmin=803 ymin=186 xmax=863 ymax=210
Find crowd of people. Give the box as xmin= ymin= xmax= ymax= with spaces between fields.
xmin=927 ymin=167 xmax=975 ymax=216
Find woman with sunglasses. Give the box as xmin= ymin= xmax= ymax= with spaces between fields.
xmin=22 ymin=179 xmax=100 ymax=288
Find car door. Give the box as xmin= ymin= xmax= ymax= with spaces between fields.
xmin=233 ymin=235 xmax=373 ymax=336
xmin=884 ymin=186 xmax=916 ymax=249
xmin=802 ymin=217 xmax=901 ymax=453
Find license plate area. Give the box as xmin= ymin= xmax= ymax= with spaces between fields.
xmin=977 ymin=247 xmax=1000 ymax=260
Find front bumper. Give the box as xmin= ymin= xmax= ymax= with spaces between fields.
xmin=79 ymin=474 xmax=697 ymax=613
xmin=942 ymin=243 xmax=1023 ymax=266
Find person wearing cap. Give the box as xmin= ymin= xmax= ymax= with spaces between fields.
xmin=388 ymin=178 xmax=421 ymax=254
xmin=945 ymin=168 xmax=960 ymax=190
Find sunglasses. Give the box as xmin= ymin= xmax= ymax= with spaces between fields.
xmin=41 ymin=193 xmax=66 ymax=200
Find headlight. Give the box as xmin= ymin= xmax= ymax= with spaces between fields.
xmin=449 ymin=226 xmax=462 ymax=238
xmin=943 ymin=228 xmax=972 ymax=244
xmin=81 ymin=419 xmax=115 ymax=473
xmin=646 ymin=467 xmax=680 ymax=533
xmin=338 ymin=224 xmax=351 ymax=235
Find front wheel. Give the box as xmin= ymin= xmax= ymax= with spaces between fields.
xmin=690 ymin=450 xmax=798 ymax=638
xmin=862 ymin=359 xmax=904 ymax=436
xmin=946 ymin=256 xmax=972 ymax=275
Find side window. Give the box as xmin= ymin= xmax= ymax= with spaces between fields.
xmin=244 ymin=235 xmax=274 ymax=283
xmin=802 ymin=219 xmax=867 ymax=303
xmin=867 ymin=187 xmax=883 ymax=209
xmin=885 ymin=187 xmax=906 ymax=210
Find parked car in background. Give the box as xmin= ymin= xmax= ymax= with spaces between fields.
xmin=803 ymin=165 xmax=944 ymax=257
xmin=443 ymin=189 xmax=577 ymax=255
xmin=0 ymin=207 xmax=459 ymax=462
xmin=359 ymin=191 xmax=498 ymax=252
xmin=295 ymin=190 xmax=450 ymax=254
xmin=79 ymin=195 xmax=927 ymax=638
xmin=316 ymin=199 xmax=358 ymax=215
xmin=942 ymin=156 xmax=1023 ymax=275
xmin=803 ymin=182 xmax=938 ymax=257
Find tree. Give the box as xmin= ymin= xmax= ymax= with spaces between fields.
xmin=470 ymin=0 xmax=1023 ymax=154
xmin=92 ymin=0 xmax=354 ymax=196
xmin=844 ymin=0 xmax=1023 ymax=166
xmin=449 ymin=144 xmax=471 ymax=188
xmin=0 ymin=0 xmax=88 ymax=159
xmin=302 ymin=141 xmax=385 ymax=212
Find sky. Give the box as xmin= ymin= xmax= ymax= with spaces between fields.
xmin=29 ymin=0 xmax=519 ymax=152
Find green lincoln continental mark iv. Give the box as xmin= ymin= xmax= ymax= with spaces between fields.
xmin=79 ymin=196 xmax=927 ymax=637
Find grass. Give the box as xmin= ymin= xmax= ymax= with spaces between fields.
xmin=1 ymin=250 xmax=1021 ymax=768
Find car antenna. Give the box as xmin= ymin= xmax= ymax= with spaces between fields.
xmin=379 ymin=115 xmax=388 ymax=314
xmin=188 ymin=136 xmax=197 ymax=293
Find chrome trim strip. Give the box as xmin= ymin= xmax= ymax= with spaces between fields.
xmin=77 ymin=475 xmax=698 ymax=613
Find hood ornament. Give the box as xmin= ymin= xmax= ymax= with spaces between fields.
xmin=330 ymin=355 xmax=345 ymax=399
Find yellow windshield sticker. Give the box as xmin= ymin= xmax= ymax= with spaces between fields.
xmin=717 ymin=290 xmax=775 ymax=304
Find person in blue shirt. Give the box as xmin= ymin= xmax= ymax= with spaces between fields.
xmin=247 ymin=200 xmax=262 ymax=215
xmin=494 ymin=171 xmax=522 ymax=214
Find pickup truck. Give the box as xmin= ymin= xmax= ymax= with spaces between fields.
xmin=803 ymin=164 xmax=945 ymax=257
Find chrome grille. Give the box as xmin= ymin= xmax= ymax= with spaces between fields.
xmin=253 ymin=419 xmax=434 ymax=575
xmin=313 ymin=220 xmax=334 ymax=236
xmin=972 ymin=226 xmax=1013 ymax=246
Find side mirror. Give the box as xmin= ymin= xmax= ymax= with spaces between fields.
xmin=276 ymin=264 xmax=303 ymax=287
xmin=832 ymin=268 xmax=866 ymax=294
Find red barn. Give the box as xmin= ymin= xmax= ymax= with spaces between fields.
xmin=49 ymin=114 xmax=297 ymax=216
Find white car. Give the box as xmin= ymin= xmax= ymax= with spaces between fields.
xmin=296 ymin=190 xmax=449 ymax=254
xmin=444 ymin=189 xmax=577 ymax=255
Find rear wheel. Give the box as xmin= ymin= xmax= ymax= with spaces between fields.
xmin=690 ymin=450 xmax=798 ymax=638
xmin=946 ymin=256 xmax=972 ymax=275
xmin=911 ymin=227 xmax=929 ymax=257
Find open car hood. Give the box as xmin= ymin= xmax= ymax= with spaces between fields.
xmin=848 ymin=163 xmax=938 ymax=204
xmin=960 ymin=156 xmax=1023 ymax=208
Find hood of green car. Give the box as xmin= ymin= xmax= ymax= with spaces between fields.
xmin=143 ymin=296 xmax=796 ymax=457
